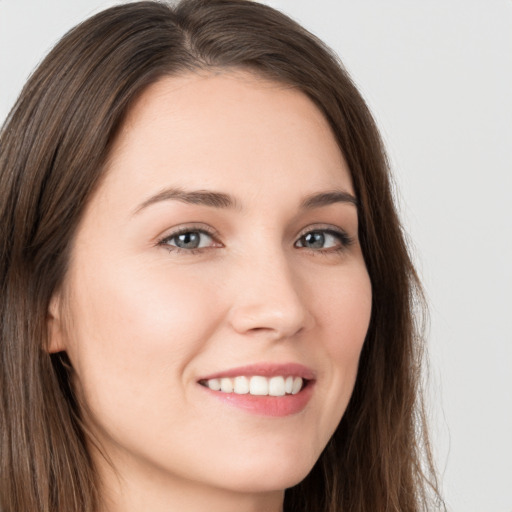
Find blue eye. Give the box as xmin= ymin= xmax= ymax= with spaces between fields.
xmin=158 ymin=226 xmax=351 ymax=255
xmin=160 ymin=230 xmax=215 ymax=251
xmin=295 ymin=229 xmax=351 ymax=251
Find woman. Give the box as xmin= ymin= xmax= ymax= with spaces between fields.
xmin=0 ymin=1 xmax=443 ymax=511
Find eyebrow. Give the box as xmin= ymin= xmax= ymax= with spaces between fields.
xmin=300 ymin=190 xmax=358 ymax=209
xmin=134 ymin=187 xmax=240 ymax=214
xmin=133 ymin=187 xmax=358 ymax=215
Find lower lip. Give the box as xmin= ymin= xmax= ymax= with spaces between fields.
xmin=199 ymin=382 xmax=314 ymax=417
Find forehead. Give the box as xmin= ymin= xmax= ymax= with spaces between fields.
xmin=100 ymin=70 xmax=353 ymax=208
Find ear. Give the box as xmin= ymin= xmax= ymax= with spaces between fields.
xmin=47 ymin=293 xmax=67 ymax=353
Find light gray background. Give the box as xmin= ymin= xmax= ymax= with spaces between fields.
xmin=1 ymin=1 xmax=511 ymax=511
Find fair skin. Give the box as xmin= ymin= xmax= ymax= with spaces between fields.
xmin=49 ymin=71 xmax=372 ymax=512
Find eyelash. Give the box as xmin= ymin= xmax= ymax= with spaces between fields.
xmin=295 ymin=227 xmax=354 ymax=255
xmin=157 ymin=225 xmax=220 ymax=255
xmin=157 ymin=225 xmax=354 ymax=256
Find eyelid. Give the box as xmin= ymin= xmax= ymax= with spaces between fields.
xmin=295 ymin=223 xmax=352 ymax=240
xmin=155 ymin=222 xmax=354 ymax=255
xmin=156 ymin=224 xmax=222 ymax=251
xmin=297 ymin=224 xmax=348 ymax=239
xmin=294 ymin=224 xmax=354 ymax=250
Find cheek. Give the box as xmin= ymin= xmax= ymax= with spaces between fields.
xmin=63 ymin=258 xmax=222 ymax=413
xmin=314 ymin=265 xmax=372 ymax=417
xmin=327 ymin=291 xmax=371 ymax=363
xmin=321 ymin=264 xmax=372 ymax=355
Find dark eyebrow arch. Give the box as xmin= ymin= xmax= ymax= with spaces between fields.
xmin=300 ymin=190 xmax=358 ymax=209
xmin=133 ymin=187 xmax=357 ymax=215
xmin=133 ymin=187 xmax=240 ymax=214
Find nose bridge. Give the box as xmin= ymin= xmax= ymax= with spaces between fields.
xmin=227 ymin=241 xmax=311 ymax=338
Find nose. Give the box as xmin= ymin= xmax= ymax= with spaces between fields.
xmin=227 ymin=250 xmax=313 ymax=340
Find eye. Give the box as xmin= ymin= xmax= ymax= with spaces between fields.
xmin=158 ymin=228 xmax=218 ymax=252
xmin=295 ymin=228 xmax=352 ymax=252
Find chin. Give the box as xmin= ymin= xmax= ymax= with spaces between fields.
xmin=217 ymin=451 xmax=318 ymax=494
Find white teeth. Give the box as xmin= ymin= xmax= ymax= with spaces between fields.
xmin=208 ymin=378 xmax=221 ymax=391
xmin=269 ymin=376 xmax=285 ymax=396
xmin=249 ymin=376 xmax=269 ymax=395
xmin=291 ymin=376 xmax=302 ymax=395
xmin=285 ymin=376 xmax=294 ymax=394
xmin=234 ymin=376 xmax=249 ymax=394
xmin=204 ymin=375 xmax=305 ymax=396
xmin=220 ymin=378 xmax=233 ymax=393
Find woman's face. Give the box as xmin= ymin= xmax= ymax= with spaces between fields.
xmin=50 ymin=72 xmax=372 ymax=504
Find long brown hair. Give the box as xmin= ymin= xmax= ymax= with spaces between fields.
xmin=0 ymin=1 xmax=443 ymax=510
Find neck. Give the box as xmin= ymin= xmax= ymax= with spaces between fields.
xmin=94 ymin=448 xmax=284 ymax=512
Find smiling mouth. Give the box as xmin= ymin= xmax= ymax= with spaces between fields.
xmin=199 ymin=375 xmax=308 ymax=396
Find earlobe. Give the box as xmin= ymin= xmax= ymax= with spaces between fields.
xmin=47 ymin=293 xmax=66 ymax=353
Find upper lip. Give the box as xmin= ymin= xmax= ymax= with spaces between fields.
xmin=198 ymin=362 xmax=316 ymax=381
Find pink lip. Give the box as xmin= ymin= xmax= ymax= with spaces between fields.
xmin=198 ymin=362 xmax=316 ymax=381
xmin=198 ymin=363 xmax=316 ymax=417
